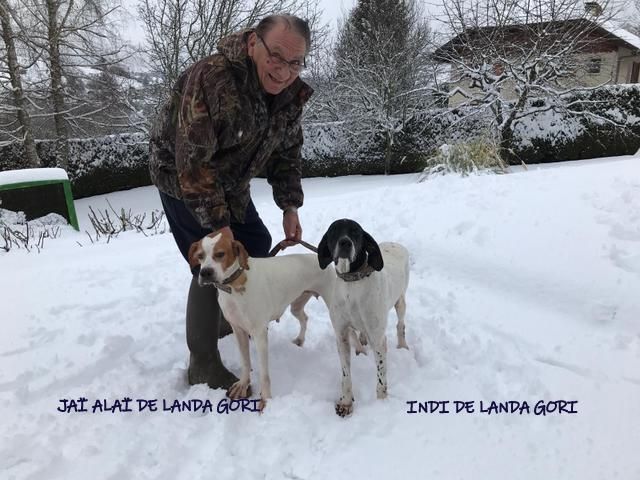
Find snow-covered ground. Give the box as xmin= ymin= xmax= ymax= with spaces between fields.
xmin=1 ymin=156 xmax=639 ymax=479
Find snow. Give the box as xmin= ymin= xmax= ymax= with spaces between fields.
xmin=514 ymin=108 xmax=585 ymax=148
xmin=0 ymin=168 xmax=69 ymax=186
xmin=601 ymin=21 xmax=640 ymax=51
xmin=1 ymin=155 xmax=640 ymax=479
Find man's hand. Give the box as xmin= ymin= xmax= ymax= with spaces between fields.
xmin=218 ymin=226 xmax=234 ymax=240
xmin=282 ymin=208 xmax=302 ymax=247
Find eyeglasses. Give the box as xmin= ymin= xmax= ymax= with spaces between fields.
xmin=256 ymin=33 xmax=306 ymax=73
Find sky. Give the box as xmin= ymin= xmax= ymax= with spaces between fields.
xmin=320 ymin=0 xmax=356 ymax=30
xmin=118 ymin=0 xmax=357 ymax=47
xmin=115 ymin=0 xmax=637 ymax=59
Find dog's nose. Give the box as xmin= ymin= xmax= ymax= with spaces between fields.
xmin=200 ymin=268 xmax=214 ymax=282
xmin=339 ymin=238 xmax=352 ymax=249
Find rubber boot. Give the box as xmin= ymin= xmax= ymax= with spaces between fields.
xmin=186 ymin=275 xmax=238 ymax=389
xmin=218 ymin=316 xmax=233 ymax=338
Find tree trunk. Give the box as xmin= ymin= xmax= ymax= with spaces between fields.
xmin=0 ymin=0 xmax=40 ymax=167
xmin=45 ymin=0 xmax=69 ymax=168
xmin=384 ymin=131 xmax=392 ymax=175
xmin=499 ymin=125 xmax=513 ymax=160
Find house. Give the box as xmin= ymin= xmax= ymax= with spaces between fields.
xmin=433 ymin=17 xmax=640 ymax=106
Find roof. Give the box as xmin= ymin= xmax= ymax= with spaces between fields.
xmin=434 ymin=18 xmax=640 ymax=61
xmin=601 ymin=21 xmax=640 ymax=50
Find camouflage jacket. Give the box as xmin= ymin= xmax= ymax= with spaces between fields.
xmin=148 ymin=29 xmax=313 ymax=229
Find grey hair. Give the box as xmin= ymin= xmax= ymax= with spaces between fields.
xmin=255 ymin=14 xmax=311 ymax=54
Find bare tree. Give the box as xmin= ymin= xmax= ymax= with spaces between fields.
xmin=7 ymin=0 xmax=134 ymax=166
xmin=138 ymin=0 xmax=329 ymax=97
xmin=621 ymin=0 xmax=640 ymax=36
xmin=44 ymin=0 xmax=70 ymax=165
xmin=433 ymin=0 xmax=626 ymax=153
xmin=301 ymin=36 xmax=336 ymax=122
xmin=0 ymin=0 xmax=40 ymax=165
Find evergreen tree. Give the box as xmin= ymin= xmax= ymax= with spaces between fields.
xmin=332 ymin=0 xmax=433 ymax=173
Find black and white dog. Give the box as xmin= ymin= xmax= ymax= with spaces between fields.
xmin=317 ymin=219 xmax=410 ymax=417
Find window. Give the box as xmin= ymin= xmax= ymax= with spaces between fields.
xmin=631 ymin=62 xmax=640 ymax=83
xmin=586 ymin=58 xmax=602 ymax=74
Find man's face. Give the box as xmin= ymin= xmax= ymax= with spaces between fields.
xmin=247 ymin=23 xmax=307 ymax=95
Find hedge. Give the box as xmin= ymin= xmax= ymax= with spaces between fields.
xmin=0 ymin=134 xmax=151 ymax=199
xmin=1 ymin=84 xmax=639 ymax=198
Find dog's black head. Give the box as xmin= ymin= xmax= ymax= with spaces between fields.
xmin=317 ymin=219 xmax=384 ymax=273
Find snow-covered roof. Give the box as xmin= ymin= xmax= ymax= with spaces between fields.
xmin=435 ymin=19 xmax=640 ymax=60
xmin=0 ymin=168 xmax=69 ymax=186
xmin=601 ymin=21 xmax=640 ymax=51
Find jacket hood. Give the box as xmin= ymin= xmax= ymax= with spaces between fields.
xmin=217 ymin=28 xmax=253 ymax=65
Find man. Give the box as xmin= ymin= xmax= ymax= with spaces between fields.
xmin=148 ymin=14 xmax=313 ymax=390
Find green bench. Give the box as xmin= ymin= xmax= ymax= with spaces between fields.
xmin=0 ymin=168 xmax=79 ymax=230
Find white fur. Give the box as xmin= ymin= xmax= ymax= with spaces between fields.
xmin=328 ymin=242 xmax=410 ymax=417
xmin=199 ymin=234 xmax=220 ymax=272
xmin=336 ymin=258 xmax=351 ymax=274
xmin=199 ymin=237 xmax=335 ymax=409
xmin=333 ymin=236 xmax=355 ymax=275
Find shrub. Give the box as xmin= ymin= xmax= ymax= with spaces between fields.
xmin=419 ymin=137 xmax=508 ymax=180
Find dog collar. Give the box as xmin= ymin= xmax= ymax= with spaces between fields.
xmin=337 ymin=263 xmax=375 ymax=282
xmin=214 ymin=267 xmax=244 ymax=294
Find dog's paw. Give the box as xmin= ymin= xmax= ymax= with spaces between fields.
xmin=355 ymin=345 xmax=368 ymax=356
xmin=397 ymin=340 xmax=409 ymax=350
xmin=227 ymin=381 xmax=251 ymax=399
xmin=376 ymin=387 xmax=388 ymax=400
xmin=335 ymin=401 xmax=353 ymax=417
xmin=292 ymin=337 xmax=305 ymax=347
xmin=258 ymin=398 xmax=268 ymax=413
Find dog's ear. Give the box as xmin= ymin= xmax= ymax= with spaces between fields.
xmin=233 ymin=240 xmax=250 ymax=270
xmin=317 ymin=232 xmax=333 ymax=269
xmin=363 ymin=231 xmax=384 ymax=271
xmin=188 ymin=241 xmax=202 ymax=270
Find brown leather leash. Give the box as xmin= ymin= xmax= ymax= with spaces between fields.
xmin=269 ymin=239 xmax=318 ymax=257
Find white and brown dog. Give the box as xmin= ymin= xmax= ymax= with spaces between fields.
xmin=318 ymin=219 xmax=410 ymax=417
xmin=188 ymin=229 xmax=335 ymax=410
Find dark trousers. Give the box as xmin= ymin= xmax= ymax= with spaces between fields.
xmin=158 ymin=191 xmax=272 ymax=373
xmin=159 ymin=191 xmax=272 ymax=266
